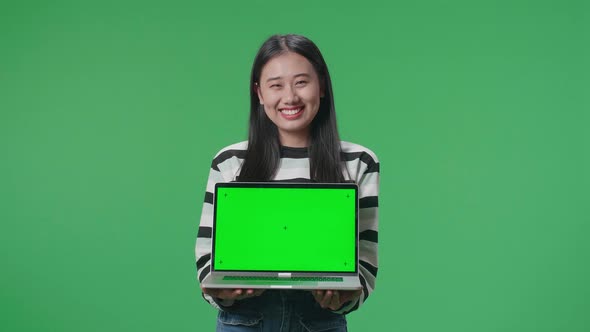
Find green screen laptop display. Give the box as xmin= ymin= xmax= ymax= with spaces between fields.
xmin=213 ymin=183 xmax=357 ymax=273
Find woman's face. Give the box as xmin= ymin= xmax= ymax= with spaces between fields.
xmin=257 ymin=52 xmax=323 ymax=147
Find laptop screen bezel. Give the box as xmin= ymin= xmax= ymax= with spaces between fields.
xmin=211 ymin=182 xmax=359 ymax=276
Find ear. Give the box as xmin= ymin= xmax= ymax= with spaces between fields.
xmin=256 ymin=83 xmax=264 ymax=105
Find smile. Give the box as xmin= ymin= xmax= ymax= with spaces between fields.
xmin=279 ymin=106 xmax=304 ymax=116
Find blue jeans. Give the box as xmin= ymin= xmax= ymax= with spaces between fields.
xmin=216 ymin=290 xmax=348 ymax=332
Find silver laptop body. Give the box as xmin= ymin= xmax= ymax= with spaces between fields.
xmin=201 ymin=182 xmax=362 ymax=290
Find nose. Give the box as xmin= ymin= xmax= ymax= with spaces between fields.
xmin=283 ymin=85 xmax=300 ymax=104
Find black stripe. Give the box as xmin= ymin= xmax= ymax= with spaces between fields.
xmin=280 ymin=146 xmax=309 ymax=159
xmin=359 ymin=259 xmax=378 ymax=277
xmin=196 ymin=254 xmax=211 ymax=270
xmin=359 ymin=230 xmax=378 ymax=243
xmin=341 ymin=151 xmax=377 ymax=166
xmin=270 ymin=178 xmax=312 ymax=183
xmin=198 ymin=265 xmax=210 ymax=282
xmin=210 ymin=147 xmax=378 ymax=174
xmin=360 ymin=196 xmax=378 ymax=208
xmin=359 ymin=273 xmax=369 ymax=302
xmin=204 ymin=192 xmax=213 ymax=204
xmin=366 ymin=162 xmax=380 ymax=174
xmin=341 ymin=151 xmax=379 ymax=174
xmin=340 ymin=151 xmax=363 ymax=161
xmin=211 ymin=149 xmax=247 ymax=171
xmin=197 ymin=226 xmax=212 ymax=238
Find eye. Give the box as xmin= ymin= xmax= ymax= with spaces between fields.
xmin=270 ymin=84 xmax=282 ymax=88
xmin=295 ymin=80 xmax=308 ymax=86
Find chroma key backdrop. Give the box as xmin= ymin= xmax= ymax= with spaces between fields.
xmin=1 ymin=0 xmax=588 ymax=331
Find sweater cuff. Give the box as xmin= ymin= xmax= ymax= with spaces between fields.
xmin=213 ymin=297 xmax=236 ymax=308
xmin=202 ymin=292 xmax=236 ymax=310
xmin=330 ymin=297 xmax=359 ymax=315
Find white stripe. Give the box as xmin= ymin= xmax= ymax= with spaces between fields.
xmin=359 ymin=183 xmax=378 ymax=199
xmin=206 ymin=169 xmax=224 ymax=192
xmin=278 ymin=158 xmax=310 ymax=169
xmin=274 ymin=167 xmax=310 ymax=180
xmin=359 ymin=240 xmax=378 ymax=267
xmin=359 ymin=264 xmax=376 ymax=292
xmin=195 ymin=238 xmax=212 ymax=259
xmin=198 ymin=208 xmax=213 ymax=228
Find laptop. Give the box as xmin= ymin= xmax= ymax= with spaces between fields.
xmin=201 ymin=182 xmax=362 ymax=290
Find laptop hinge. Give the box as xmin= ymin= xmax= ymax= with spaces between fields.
xmin=278 ymin=273 xmax=291 ymax=278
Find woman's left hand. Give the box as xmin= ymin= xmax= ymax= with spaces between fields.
xmin=311 ymin=289 xmax=362 ymax=310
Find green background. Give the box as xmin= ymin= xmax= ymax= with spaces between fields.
xmin=214 ymin=187 xmax=356 ymax=272
xmin=1 ymin=0 xmax=588 ymax=331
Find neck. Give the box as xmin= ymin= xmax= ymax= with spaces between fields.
xmin=278 ymin=130 xmax=310 ymax=148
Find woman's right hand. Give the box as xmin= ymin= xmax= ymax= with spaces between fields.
xmin=201 ymin=287 xmax=265 ymax=301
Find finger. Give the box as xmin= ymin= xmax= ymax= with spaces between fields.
xmin=217 ymin=289 xmax=240 ymax=300
xmin=254 ymin=289 xmax=265 ymax=296
xmin=233 ymin=289 xmax=245 ymax=299
xmin=312 ymin=290 xmax=323 ymax=303
xmin=329 ymin=291 xmax=341 ymax=310
xmin=315 ymin=290 xmax=326 ymax=304
xmin=239 ymin=289 xmax=256 ymax=300
xmin=320 ymin=290 xmax=333 ymax=308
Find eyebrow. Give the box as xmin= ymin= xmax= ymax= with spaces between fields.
xmin=265 ymin=73 xmax=311 ymax=83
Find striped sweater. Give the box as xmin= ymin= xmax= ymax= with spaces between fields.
xmin=195 ymin=141 xmax=379 ymax=315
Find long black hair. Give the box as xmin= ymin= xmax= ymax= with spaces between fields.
xmin=237 ymin=34 xmax=345 ymax=183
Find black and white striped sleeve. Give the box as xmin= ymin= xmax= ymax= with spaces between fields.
xmin=335 ymin=150 xmax=380 ymax=315
xmin=195 ymin=160 xmax=226 ymax=309
xmin=195 ymin=142 xmax=247 ymax=309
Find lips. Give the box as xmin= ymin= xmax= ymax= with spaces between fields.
xmin=279 ymin=106 xmax=304 ymax=119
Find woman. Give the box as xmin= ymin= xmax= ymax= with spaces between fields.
xmin=196 ymin=34 xmax=379 ymax=331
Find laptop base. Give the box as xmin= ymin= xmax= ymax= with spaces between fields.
xmin=202 ymin=274 xmax=362 ymax=290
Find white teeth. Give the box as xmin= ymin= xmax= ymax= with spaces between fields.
xmin=281 ymin=108 xmax=302 ymax=115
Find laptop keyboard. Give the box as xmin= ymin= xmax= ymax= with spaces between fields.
xmin=223 ymin=276 xmax=343 ymax=282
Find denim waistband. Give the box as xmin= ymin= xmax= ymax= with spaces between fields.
xmin=222 ymin=289 xmax=340 ymax=320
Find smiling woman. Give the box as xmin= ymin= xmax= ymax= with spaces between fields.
xmin=256 ymin=52 xmax=323 ymax=147
xmin=195 ymin=34 xmax=380 ymax=332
